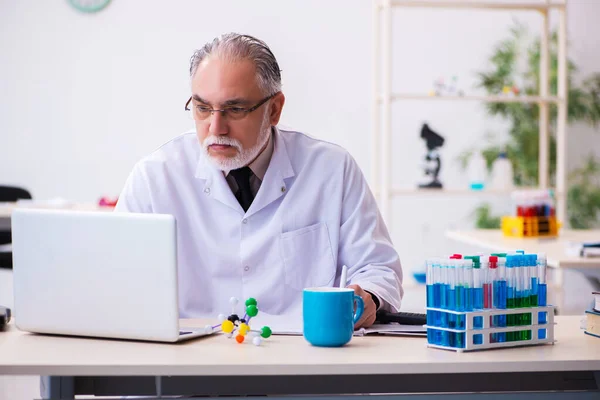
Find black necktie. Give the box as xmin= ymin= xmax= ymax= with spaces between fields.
xmin=230 ymin=167 xmax=254 ymax=212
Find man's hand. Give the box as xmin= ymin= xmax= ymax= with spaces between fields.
xmin=347 ymin=284 xmax=377 ymax=329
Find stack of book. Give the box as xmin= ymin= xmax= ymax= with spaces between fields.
xmin=584 ymin=292 xmax=600 ymax=338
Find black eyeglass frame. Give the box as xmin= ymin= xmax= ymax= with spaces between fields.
xmin=184 ymin=93 xmax=278 ymax=119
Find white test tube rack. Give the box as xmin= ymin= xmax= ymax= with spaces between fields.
xmin=425 ymin=305 xmax=556 ymax=352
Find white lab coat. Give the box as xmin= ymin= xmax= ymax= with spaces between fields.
xmin=115 ymin=127 xmax=403 ymax=322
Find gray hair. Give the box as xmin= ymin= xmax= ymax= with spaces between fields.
xmin=189 ymin=33 xmax=282 ymax=95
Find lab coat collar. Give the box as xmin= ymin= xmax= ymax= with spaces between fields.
xmin=194 ymin=126 xmax=295 ymax=216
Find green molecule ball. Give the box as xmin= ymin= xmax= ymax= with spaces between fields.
xmin=260 ymin=326 xmax=272 ymax=338
xmin=246 ymin=305 xmax=259 ymax=317
xmin=245 ymin=298 xmax=257 ymax=307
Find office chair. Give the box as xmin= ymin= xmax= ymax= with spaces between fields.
xmin=0 ymin=185 xmax=32 ymax=269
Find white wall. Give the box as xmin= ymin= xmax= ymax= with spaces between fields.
xmin=1 ymin=1 xmax=598 ymax=398
xmin=1 ymin=0 xmax=599 ymax=286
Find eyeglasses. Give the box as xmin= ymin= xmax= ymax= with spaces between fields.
xmin=185 ymin=93 xmax=277 ymax=121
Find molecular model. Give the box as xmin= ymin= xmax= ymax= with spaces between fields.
xmin=205 ymin=297 xmax=272 ymax=346
xmin=429 ymin=76 xmax=465 ymax=97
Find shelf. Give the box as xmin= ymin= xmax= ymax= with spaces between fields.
xmin=372 ymin=188 xmax=564 ymax=197
xmin=386 ymin=94 xmax=562 ymax=104
xmin=372 ymin=0 xmax=569 ymax=227
xmin=389 ymin=0 xmax=566 ymax=11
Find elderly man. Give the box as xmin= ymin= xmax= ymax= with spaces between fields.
xmin=115 ymin=33 xmax=403 ymax=328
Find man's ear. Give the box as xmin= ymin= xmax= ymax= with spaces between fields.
xmin=269 ymin=92 xmax=285 ymax=126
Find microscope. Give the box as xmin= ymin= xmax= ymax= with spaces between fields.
xmin=418 ymin=123 xmax=445 ymax=189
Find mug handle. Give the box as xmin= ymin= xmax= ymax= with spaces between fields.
xmin=353 ymin=294 xmax=364 ymax=324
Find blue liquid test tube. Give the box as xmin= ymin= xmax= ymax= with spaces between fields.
xmin=432 ymin=258 xmax=441 ymax=327
xmin=456 ymin=259 xmax=467 ymax=347
xmin=538 ymin=253 xmax=548 ymax=329
xmin=439 ymin=258 xmax=448 ymax=327
xmin=473 ymin=259 xmax=483 ymax=309
xmin=488 ymin=256 xmax=498 ymax=342
xmin=473 ymin=257 xmax=484 ymax=343
xmin=446 ymin=260 xmax=457 ymax=347
xmin=465 ymin=259 xmax=474 ymax=313
xmin=426 ymin=259 xmax=434 ymax=327
xmin=506 ymin=254 xmax=519 ymax=342
xmin=455 ymin=259 xmax=465 ymax=343
xmin=496 ymin=255 xmax=507 ymax=342
xmin=432 ymin=258 xmax=443 ymax=345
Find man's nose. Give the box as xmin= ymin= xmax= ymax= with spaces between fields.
xmin=208 ymin=111 xmax=228 ymax=135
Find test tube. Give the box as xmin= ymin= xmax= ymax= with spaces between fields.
xmin=538 ymin=253 xmax=548 ymax=325
xmin=433 ymin=258 xmax=442 ymax=318
xmin=446 ymin=260 xmax=456 ymax=347
xmin=426 ymin=259 xmax=434 ymax=326
xmin=440 ymin=258 xmax=449 ymax=337
xmin=457 ymin=259 xmax=468 ymax=348
xmin=483 ymin=256 xmax=493 ymax=309
xmin=465 ymin=258 xmax=474 ymax=313
xmin=472 ymin=257 xmax=483 ymax=310
xmin=506 ymin=255 xmax=516 ymax=341
xmin=472 ymin=256 xmax=484 ymax=340
xmin=495 ymin=254 xmax=507 ymax=342
xmin=522 ymin=255 xmax=532 ymax=314
xmin=519 ymin=255 xmax=532 ymax=340
xmin=471 ymin=257 xmax=482 ymax=320
xmin=456 ymin=259 xmax=465 ymax=313
xmin=529 ymin=254 xmax=539 ymax=307
xmin=488 ymin=256 xmax=498 ymax=342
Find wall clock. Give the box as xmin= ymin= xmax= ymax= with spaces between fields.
xmin=68 ymin=0 xmax=111 ymax=13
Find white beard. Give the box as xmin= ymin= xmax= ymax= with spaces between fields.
xmin=202 ymin=112 xmax=271 ymax=171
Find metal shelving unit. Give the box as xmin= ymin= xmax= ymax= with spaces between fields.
xmin=371 ymin=0 xmax=569 ymax=229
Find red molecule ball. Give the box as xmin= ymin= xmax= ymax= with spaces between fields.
xmin=235 ymin=334 xmax=245 ymax=344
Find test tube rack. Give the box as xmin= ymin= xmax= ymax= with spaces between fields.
xmin=425 ymin=305 xmax=555 ymax=352
xmin=501 ymin=216 xmax=560 ymax=238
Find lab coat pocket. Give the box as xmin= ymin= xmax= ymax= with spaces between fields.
xmin=281 ymin=222 xmax=336 ymax=290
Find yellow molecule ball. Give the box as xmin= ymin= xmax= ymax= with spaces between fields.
xmin=239 ymin=323 xmax=250 ymax=336
xmin=221 ymin=320 xmax=234 ymax=333
xmin=502 ymin=86 xmax=511 ymax=94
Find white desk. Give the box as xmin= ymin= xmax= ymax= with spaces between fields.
xmin=0 ymin=317 xmax=599 ymax=399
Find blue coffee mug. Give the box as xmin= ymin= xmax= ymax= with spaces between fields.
xmin=303 ymin=287 xmax=364 ymax=347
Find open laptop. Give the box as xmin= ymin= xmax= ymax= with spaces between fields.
xmin=11 ymin=208 xmax=211 ymax=342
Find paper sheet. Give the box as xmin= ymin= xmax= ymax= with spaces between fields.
xmin=266 ymin=322 xmax=426 ymax=337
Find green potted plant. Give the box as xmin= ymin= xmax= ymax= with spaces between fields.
xmin=460 ymin=23 xmax=600 ymax=229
